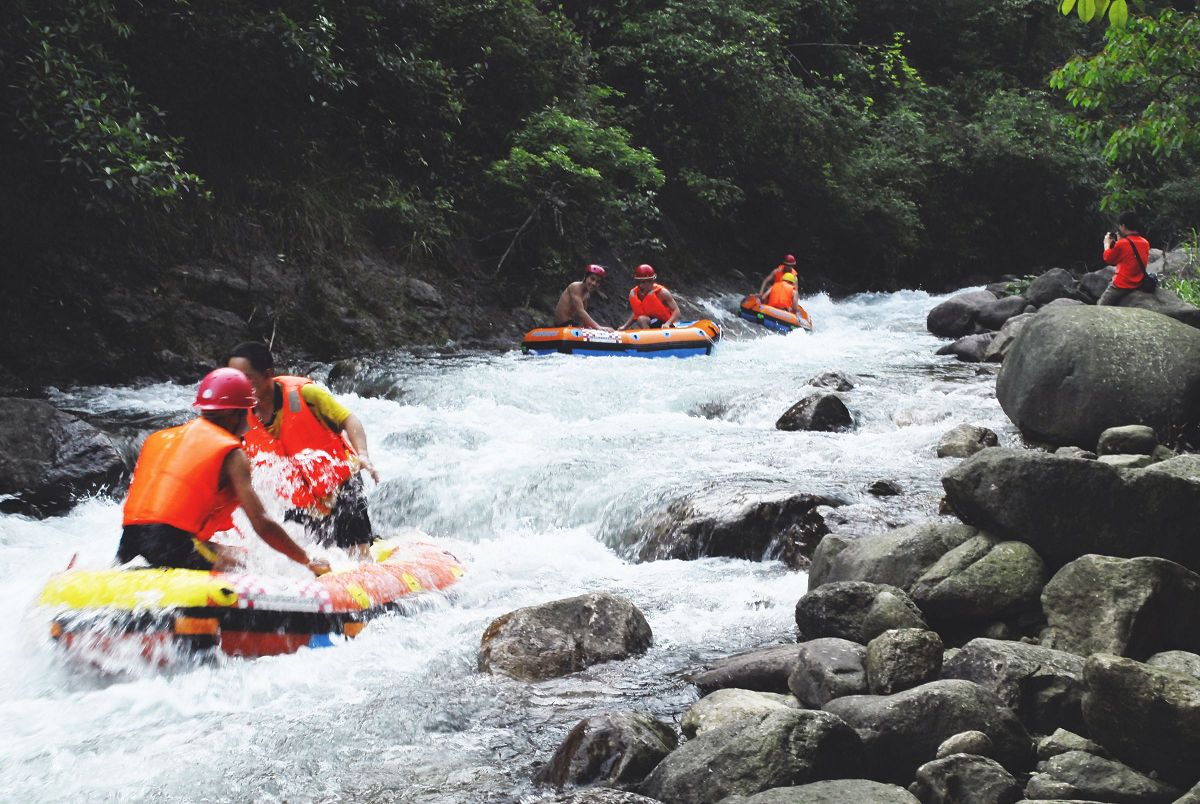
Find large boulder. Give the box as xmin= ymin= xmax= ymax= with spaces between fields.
xmin=927 ymin=290 xmax=999 ymax=339
xmin=1096 ymin=425 xmax=1159 ymax=456
xmin=535 ymin=712 xmax=678 ymax=790
xmin=936 ymin=333 xmax=996 ymax=363
xmin=1146 ymin=650 xmax=1200 ymax=681
xmin=995 ymin=306 xmax=1200 ymax=446
xmin=682 ymin=689 xmax=797 ymax=738
xmin=795 ymin=582 xmax=928 ymax=644
xmin=788 ymin=638 xmax=868 ymax=708
xmin=540 ymin=791 xmax=663 ymax=804
xmin=1108 ymin=286 xmax=1200 ymax=329
xmin=942 ymin=639 xmax=1086 ymax=734
xmin=478 ymin=593 xmax=652 ymax=680
xmin=720 ymin=780 xmax=919 ymax=803
xmin=809 ymin=522 xmax=978 ymax=591
xmin=942 ymin=449 xmax=1200 ymax=572
xmin=808 ymin=371 xmax=856 ymax=392
xmin=687 ymin=645 xmax=798 ymax=695
xmin=1082 ymin=654 xmax=1200 ymax=789
xmin=776 ymin=394 xmax=853 ymax=433
xmin=0 ymin=398 xmax=126 ymax=516
xmin=1025 ymin=268 xmax=1084 ymax=307
xmin=865 ymin=629 xmax=943 ymax=695
xmin=984 ymin=311 xmax=1038 ymax=363
xmin=1024 ymin=751 xmax=1181 ymax=804
xmin=822 ymin=680 xmax=1034 ymax=783
xmin=638 ymin=709 xmax=864 ymax=804
xmin=910 ymin=754 xmax=1023 ymax=804
xmin=978 ymin=295 xmax=1031 ymax=331
xmin=908 ymin=534 xmax=1047 ymax=623
xmin=1041 ymin=555 xmax=1200 ymax=658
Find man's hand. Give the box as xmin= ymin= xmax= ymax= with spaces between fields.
xmin=1104 ymin=233 xmax=1115 ymax=249
xmin=601 ymin=326 xmax=615 ymax=332
xmin=307 ymin=558 xmax=332 ymax=577
xmin=358 ymin=455 xmax=380 ymax=483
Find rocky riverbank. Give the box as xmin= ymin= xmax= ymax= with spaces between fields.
xmin=475 ymin=271 xmax=1200 ymax=804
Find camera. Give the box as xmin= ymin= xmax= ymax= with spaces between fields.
xmin=1107 ymin=231 xmax=1119 ymax=242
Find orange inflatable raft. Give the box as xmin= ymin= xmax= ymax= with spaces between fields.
xmin=521 ymin=320 xmax=722 ymax=357
xmin=39 ymin=539 xmax=463 ymax=659
xmin=738 ymin=295 xmax=813 ymax=333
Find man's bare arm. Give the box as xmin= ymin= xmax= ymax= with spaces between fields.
xmin=341 ymin=414 xmax=379 ymax=482
xmin=223 ymin=451 xmax=328 ymax=574
xmin=659 ymin=288 xmax=681 ymax=326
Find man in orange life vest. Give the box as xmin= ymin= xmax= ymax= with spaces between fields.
xmin=619 ymin=264 xmax=680 ymax=330
xmin=117 ymin=368 xmax=330 ymax=576
xmin=758 ymin=254 xmax=797 ymax=298
xmin=764 ymin=271 xmax=801 ymax=314
xmin=228 ymin=342 xmax=378 ymax=560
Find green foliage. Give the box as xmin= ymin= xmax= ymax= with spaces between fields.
xmin=1058 ymin=0 xmax=1134 ymax=27
xmin=1003 ymin=274 xmax=1039 ymax=296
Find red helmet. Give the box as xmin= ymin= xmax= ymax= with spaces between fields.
xmin=634 ymin=264 xmax=657 ymax=280
xmin=585 ymin=263 xmax=607 ymax=277
xmin=783 ymin=254 xmax=797 ymax=265
xmin=194 ymin=368 xmax=257 ymax=410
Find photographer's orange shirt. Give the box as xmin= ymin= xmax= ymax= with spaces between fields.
xmin=1104 ymin=235 xmax=1150 ymax=289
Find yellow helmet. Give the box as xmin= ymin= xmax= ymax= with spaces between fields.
xmin=782 ymin=272 xmax=797 ymax=284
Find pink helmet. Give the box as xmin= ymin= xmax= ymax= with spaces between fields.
xmin=783 ymin=254 xmax=797 ymax=265
xmin=585 ymin=263 xmax=607 ymax=277
xmin=634 ymin=264 xmax=657 ymax=280
xmin=194 ymin=368 xmax=257 ymax=410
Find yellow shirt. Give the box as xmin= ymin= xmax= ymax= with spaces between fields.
xmin=263 ymin=382 xmax=351 ymax=437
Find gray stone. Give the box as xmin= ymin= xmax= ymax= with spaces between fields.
xmin=909 ymin=535 xmax=1047 ymax=623
xmin=1037 ymin=729 xmax=1111 ymax=762
xmin=995 ymin=306 xmax=1200 ymax=447
xmin=937 ymin=333 xmax=997 ymax=363
xmin=687 ymin=645 xmax=799 ymax=695
xmin=682 ymin=689 xmax=797 ymax=738
xmin=1175 ymin=782 xmax=1200 ymax=804
xmin=808 ymin=535 xmax=852 ymax=589
xmin=720 ymin=780 xmax=919 ymax=803
xmin=1026 ymin=269 xmax=1084 ymax=307
xmin=867 ymin=480 xmax=902 ymax=496
xmin=978 ymin=295 xmax=1032 ymax=331
xmin=937 ymin=424 xmax=1000 ymax=458
xmin=1025 ymin=751 xmax=1181 ymax=804
xmin=808 ymin=371 xmax=856 ymax=392
xmin=1041 ymin=555 xmax=1200 ymax=658
xmin=1082 ymin=654 xmax=1200 ymax=788
xmin=1146 ymin=651 xmax=1200 ymax=681
xmin=865 ymin=629 xmax=943 ymax=695
xmin=776 ymin=394 xmax=853 ymax=433
xmin=1096 ymin=425 xmax=1159 ymax=456
xmin=942 ymin=639 xmax=1086 ymax=734
xmin=1054 ymin=446 xmax=1097 ymax=459
xmin=542 ymin=789 xmax=663 ymax=804
xmin=911 ymin=753 xmax=1022 ymax=804
xmin=535 ymin=711 xmax=677 ymax=789
xmin=928 ymin=290 xmax=999 ymax=339
xmin=1106 ymin=285 xmax=1200 ymax=329
xmin=795 ymin=582 xmax=927 ymax=644
xmin=984 ymin=312 xmax=1037 ymax=363
xmin=809 ymin=522 xmax=978 ymax=592
xmin=1097 ymin=454 xmax=1156 ymax=469
xmin=478 ymin=593 xmax=652 ymax=680
xmin=1080 ymin=267 xmax=1117 ymax=301
xmin=638 ymin=709 xmax=864 ymax=804
xmin=822 ymin=680 xmax=1034 ymax=784
xmin=937 ymin=730 xmax=994 ymax=759
xmin=788 ymin=638 xmax=868 ymax=708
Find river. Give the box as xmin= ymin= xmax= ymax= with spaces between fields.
xmin=0 ymin=290 xmax=1015 ymax=803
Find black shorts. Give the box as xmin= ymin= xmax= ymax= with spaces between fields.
xmin=117 ymin=524 xmax=217 ymax=570
xmin=286 ymin=474 xmax=374 ymax=550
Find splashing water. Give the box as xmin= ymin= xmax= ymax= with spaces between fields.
xmin=1 ymin=290 xmax=1014 ymax=802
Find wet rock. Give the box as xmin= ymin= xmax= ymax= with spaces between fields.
xmin=0 ymin=398 xmax=126 ymax=517
xmin=788 ymin=638 xmax=868 ymax=708
xmin=326 ymin=357 xmax=401 ymax=399
xmin=682 ymin=689 xmax=797 ymax=738
xmin=908 ymin=535 xmax=1047 ymax=623
xmin=867 ymin=480 xmax=902 ymax=496
xmin=1025 ymin=269 xmax=1084 ymax=307
xmin=638 ymin=709 xmax=865 ymax=804
xmin=1037 ymin=729 xmax=1110 ymax=762
xmin=1177 ymin=782 xmax=1200 ymax=804
xmin=535 ymin=712 xmax=677 ymax=790
xmin=634 ymin=492 xmax=841 ymax=568
xmin=995 ymin=306 xmax=1200 ymax=447
xmin=978 ymin=295 xmax=1032 ymax=331
xmin=1096 ymin=453 xmax=1156 ymax=469
xmin=1096 ymin=425 xmax=1158 ymax=456
xmin=808 ymin=371 xmax=856 ymax=392
xmin=1024 ymin=751 xmax=1181 ymax=804
xmin=1079 ymin=267 xmax=1116 ymax=301
xmin=809 ymin=522 xmax=978 ymax=592
xmin=937 ymin=730 xmax=994 ymax=759
xmin=942 ymin=639 xmax=1085 ymax=734
xmin=720 ymin=780 xmax=919 ymax=803
xmin=1106 ymin=286 xmax=1200 ymax=329
xmin=910 ymin=753 xmax=1022 ymax=804
xmin=927 ymin=290 xmax=999 ymax=339
xmin=795 ymin=582 xmax=928 ymax=644
xmin=984 ymin=312 xmax=1037 ymax=363
xmin=686 ymin=645 xmax=798 ymax=695
xmin=937 ymin=333 xmax=997 ymax=363
xmin=937 ymin=424 xmax=1000 ymax=458
xmin=942 ymin=449 xmax=1200 ymax=572
xmin=540 ymin=789 xmax=663 ymax=804
xmin=865 ymin=629 xmax=943 ymax=695
xmin=1146 ymin=650 xmax=1200 ymax=681
xmin=822 ymin=680 xmax=1034 ymax=784
xmin=1054 ymin=446 xmax=1097 ymax=459
xmin=776 ymin=394 xmax=853 ymax=433
xmin=478 ymin=593 xmax=652 ymax=681
xmin=1041 ymin=555 xmax=1200 ymax=658
xmin=1082 ymin=654 xmax=1200 ymax=788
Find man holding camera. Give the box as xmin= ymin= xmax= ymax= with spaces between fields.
xmin=1098 ymin=211 xmax=1152 ymax=306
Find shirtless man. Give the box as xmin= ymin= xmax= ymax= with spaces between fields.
xmin=554 ymin=264 xmax=612 ymax=330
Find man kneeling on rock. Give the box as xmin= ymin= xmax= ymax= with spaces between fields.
xmin=1098 ymin=211 xmax=1152 ymax=306
xmin=118 ymin=368 xmax=330 ymax=576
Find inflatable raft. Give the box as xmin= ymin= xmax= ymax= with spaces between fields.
xmin=39 ymin=539 xmax=463 ymax=660
xmin=738 ymin=295 xmax=812 ymax=334
xmin=521 ymin=320 xmax=721 ymax=357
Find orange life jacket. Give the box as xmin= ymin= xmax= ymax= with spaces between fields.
xmin=122 ymin=418 xmax=242 ymax=541
xmin=628 ymin=283 xmax=673 ymax=322
xmin=766 ymin=280 xmax=795 ymax=310
xmin=242 ymin=375 xmax=353 ymax=511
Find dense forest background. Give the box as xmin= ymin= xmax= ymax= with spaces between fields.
xmin=1 ymin=0 xmax=1197 ymax=386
